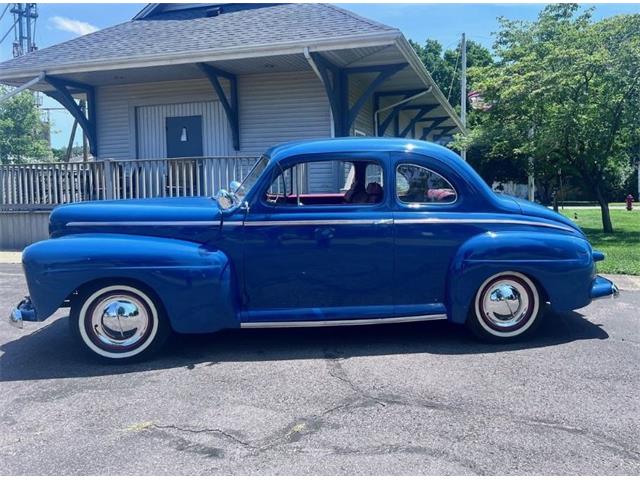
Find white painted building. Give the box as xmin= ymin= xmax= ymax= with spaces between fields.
xmin=0 ymin=3 xmax=465 ymax=247
xmin=0 ymin=3 xmax=463 ymax=159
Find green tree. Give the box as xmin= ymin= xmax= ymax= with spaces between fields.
xmin=410 ymin=38 xmax=493 ymax=109
xmin=463 ymin=4 xmax=640 ymax=232
xmin=51 ymin=145 xmax=85 ymax=162
xmin=0 ymin=88 xmax=51 ymax=164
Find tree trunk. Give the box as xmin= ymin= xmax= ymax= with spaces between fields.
xmin=596 ymin=187 xmax=613 ymax=233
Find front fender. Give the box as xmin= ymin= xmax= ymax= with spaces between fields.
xmin=22 ymin=234 xmax=239 ymax=333
xmin=446 ymin=231 xmax=595 ymax=324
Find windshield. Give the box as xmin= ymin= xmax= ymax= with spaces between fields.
xmin=233 ymin=155 xmax=269 ymax=202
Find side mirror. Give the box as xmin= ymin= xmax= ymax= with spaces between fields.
xmin=229 ymin=180 xmax=242 ymax=193
xmin=215 ymin=189 xmax=235 ymax=210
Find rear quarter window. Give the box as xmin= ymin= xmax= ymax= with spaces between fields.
xmin=396 ymin=163 xmax=457 ymax=205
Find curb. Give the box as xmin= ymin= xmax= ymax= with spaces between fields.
xmin=0 ymin=252 xmax=22 ymax=264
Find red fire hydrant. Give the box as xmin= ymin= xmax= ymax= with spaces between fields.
xmin=626 ymin=194 xmax=634 ymax=211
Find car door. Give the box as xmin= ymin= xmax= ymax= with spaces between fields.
xmin=241 ymin=153 xmax=395 ymax=323
xmin=391 ymin=152 xmax=464 ymax=317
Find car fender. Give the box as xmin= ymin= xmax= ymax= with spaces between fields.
xmin=446 ymin=230 xmax=594 ymax=324
xmin=22 ymin=233 xmax=239 ymax=333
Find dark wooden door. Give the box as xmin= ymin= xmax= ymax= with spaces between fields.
xmin=166 ymin=115 xmax=203 ymax=158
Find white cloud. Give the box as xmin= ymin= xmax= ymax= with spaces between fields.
xmin=50 ymin=16 xmax=98 ymax=36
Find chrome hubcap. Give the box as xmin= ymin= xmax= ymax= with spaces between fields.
xmin=90 ymin=295 xmax=149 ymax=348
xmin=482 ymin=281 xmax=530 ymax=329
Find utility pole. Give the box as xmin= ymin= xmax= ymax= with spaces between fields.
xmin=527 ymin=127 xmax=535 ymax=202
xmin=460 ymin=33 xmax=467 ymax=161
xmin=9 ymin=4 xmax=38 ymax=57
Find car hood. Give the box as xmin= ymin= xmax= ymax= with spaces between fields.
xmin=505 ymin=196 xmax=583 ymax=235
xmin=49 ymin=197 xmax=222 ymax=242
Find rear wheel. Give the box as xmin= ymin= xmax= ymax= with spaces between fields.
xmin=70 ymin=283 xmax=170 ymax=362
xmin=467 ymin=271 xmax=542 ymax=342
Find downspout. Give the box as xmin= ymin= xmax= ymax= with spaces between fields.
xmin=304 ymin=47 xmax=335 ymax=137
xmin=0 ymin=72 xmax=45 ymax=104
xmin=374 ymin=87 xmax=431 ymax=137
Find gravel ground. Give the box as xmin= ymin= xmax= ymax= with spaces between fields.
xmin=1 ymin=263 xmax=638 ymax=475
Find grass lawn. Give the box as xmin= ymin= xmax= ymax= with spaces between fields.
xmin=560 ymin=207 xmax=640 ymax=275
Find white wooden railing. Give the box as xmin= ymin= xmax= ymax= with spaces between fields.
xmin=0 ymin=156 xmax=259 ymax=210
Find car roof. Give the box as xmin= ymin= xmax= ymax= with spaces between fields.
xmin=265 ymin=137 xmax=463 ymax=166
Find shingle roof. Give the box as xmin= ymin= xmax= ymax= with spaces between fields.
xmin=0 ymin=3 xmax=398 ymax=78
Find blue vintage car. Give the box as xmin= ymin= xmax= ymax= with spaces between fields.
xmin=10 ymin=138 xmax=619 ymax=361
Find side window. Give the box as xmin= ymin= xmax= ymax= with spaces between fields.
xmin=264 ymin=159 xmax=384 ymax=206
xmin=396 ymin=164 xmax=457 ymax=205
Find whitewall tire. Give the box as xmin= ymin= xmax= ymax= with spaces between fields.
xmin=70 ymin=283 xmax=169 ymax=362
xmin=467 ymin=271 xmax=542 ymax=341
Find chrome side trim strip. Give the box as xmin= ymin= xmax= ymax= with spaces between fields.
xmin=224 ymin=218 xmax=573 ymax=232
xmin=243 ymin=219 xmax=390 ymax=227
xmin=240 ymin=313 xmax=447 ymax=329
xmin=394 ymin=218 xmax=575 ymax=232
xmin=66 ymin=220 xmax=219 ymax=227
xmin=73 ymin=218 xmax=573 ymax=232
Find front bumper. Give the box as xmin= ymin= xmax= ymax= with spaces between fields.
xmin=590 ymin=275 xmax=620 ymax=300
xmin=8 ymin=297 xmax=37 ymax=329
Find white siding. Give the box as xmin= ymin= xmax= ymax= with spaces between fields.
xmin=308 ymin=160 xmax=341 ymax=193
xmin=96 ymin=78 xmax=224 ymax=160
xmin=307 ymin=76 xmax=375 ymax=192
xmin=0 ymin=211 xmax=50 ymax=250
xmin=238 ymin=71 xmax=331 ymax=153
xmin=95 ymin=71 xmax=331 ymax=160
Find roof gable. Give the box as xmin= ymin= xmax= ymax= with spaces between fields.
xmin=0 ymin=3 xmax=398 ymax=79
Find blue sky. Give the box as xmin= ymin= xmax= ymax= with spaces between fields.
xmin=1 ymin=2 xmax=639 ymax=149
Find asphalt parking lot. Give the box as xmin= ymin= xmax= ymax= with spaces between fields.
xmin=1 ymin=262 xmax=639 ymax=475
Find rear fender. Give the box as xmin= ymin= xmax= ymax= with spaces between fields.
xmin=446 ymin=231 xmax=594 ymax=324
xmin=22 ymin=234 xmax=239 ymax=333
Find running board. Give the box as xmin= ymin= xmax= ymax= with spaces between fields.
xmin=240 ymin=314 xmax=447 ymax=329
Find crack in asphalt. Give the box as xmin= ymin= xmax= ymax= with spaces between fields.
xmin=125 ymin=350 xmax=639 ymax=468
xmin=148 ymin=416 xmax=329 ymax=453
xmin=320 ymin=350 xmax=640 ymax=464
xmin=153 ymin=423 xmax=254 ymax=448
xmin=521 ymin=418 xmax=640 ymax=461
xmin=323 ymin=351 xmax=388 ymax=408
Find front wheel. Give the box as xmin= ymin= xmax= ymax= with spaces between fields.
xmin=70 ymin=283 xmax=170 ymax=362
xmin=467 ymin=271 xmax=542 ymax=342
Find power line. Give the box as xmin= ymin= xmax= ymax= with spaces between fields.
xmin=0 ymin=17 xmax=19 ymax=45
xmin=0 ymin=4 xmax=10 ymax=23
xmin=447 ymin=44 xmax=461 ymax=102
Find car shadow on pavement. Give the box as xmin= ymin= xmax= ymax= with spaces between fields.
xmin=1 ymin=309 xmax=609 ymax=382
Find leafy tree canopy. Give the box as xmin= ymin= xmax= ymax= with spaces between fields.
xmin=0 ymin=88 xmax=51 ymax=164
xmin=456 ymin=4 xmax=640 ymax=232
xmin=410 ymin=38 xmax=493 ymax=110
